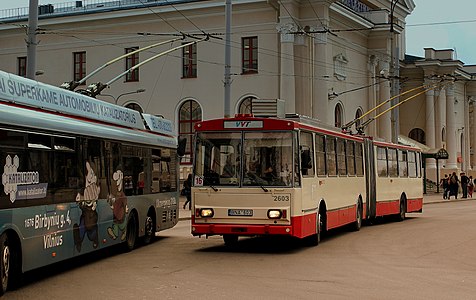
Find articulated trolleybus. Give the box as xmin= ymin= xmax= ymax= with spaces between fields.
xmin=0 ymin=70 xmax=183 ymax=295
xmin=191 ymin=113 xmax=422 ymax=246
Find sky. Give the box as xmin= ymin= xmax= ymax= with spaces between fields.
xmin=2 ymin=0 xmax=476 ymax=65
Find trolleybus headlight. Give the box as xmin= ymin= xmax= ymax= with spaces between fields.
xmin=267 ymin=209 xmax=282 ymax=219
xmin=200 ymin=208 xmax=214 ymax=218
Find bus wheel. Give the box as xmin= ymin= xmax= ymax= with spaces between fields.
xmin=0 ymin=234 xmax=10 ymax=296
xmin=223 ymin=235 xmax=238 ymax=247
xmin=125 ymin=213 xmax=138 ymax=251
xmin=352 ymin=201 xmax=362 ymax=231
xmin=396 ymin=196 xmax=406 ymax=222
xmin=143 ymin=212 xmax=156 ymax=245
xmin=304 ymin=208 xmax=324 ymax=247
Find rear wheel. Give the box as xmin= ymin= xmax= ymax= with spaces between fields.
xmin=352 ymin=201 xmax=362 ymax=231
xmin=143 ymin=212 xmax=156 ymax=245
xmin=396 ymin=197 xmax=406 ymax=222
xmin=223 ymin=235 xmax=238 ymax=247
xmin=125 ymin=213 xmax=138 ymax=251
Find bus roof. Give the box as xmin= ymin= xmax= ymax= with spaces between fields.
xmin=0 ymin=70 xmax=175 ymax=137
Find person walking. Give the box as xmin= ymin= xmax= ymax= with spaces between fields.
xmin=461 ymin=172 xmax=469 ymax=198
xmin=441 ymin=174 xmax=449 ymax=199
xmin=182 ymin=173 xmax=192 ymax=210
xmin=448 ymin=172 xmax=459 ymax=200
xmin=468 ymin=176 xmax=474 ymax=198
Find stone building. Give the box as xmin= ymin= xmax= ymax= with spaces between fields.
xmin=0 ymin=0 xmax=475 ymax=180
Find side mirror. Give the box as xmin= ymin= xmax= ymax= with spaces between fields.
xmin=177 ymin=137 xmax=187 ymax=157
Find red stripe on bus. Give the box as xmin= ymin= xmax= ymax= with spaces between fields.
xmin=191 ymin=223 xmax=294 ymax=236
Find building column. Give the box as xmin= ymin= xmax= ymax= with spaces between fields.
xmin=367 ymin=55 xmax=378 ymax=137
xmin=425 ymin=81 xmax=436 ymax=169
xmin=446 ymin=82 xmax=458 ymax=169
xmin=313 ymin=25 xmax=329 ymax=124
xmin=378 ymin=60 xmax=391 ymax=142
xmin=470 ymin=97 xmax=476 ymax=169
xmin=277 ymin=23 xmax=297 ymax=114
xmin=464 ymin=97 xmax=471 ymax=171
xmin=437 ymin=86 xmax=446 ymax=149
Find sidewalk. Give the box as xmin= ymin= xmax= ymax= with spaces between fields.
xmin=177 ymin=193 xmax=476 ymax=221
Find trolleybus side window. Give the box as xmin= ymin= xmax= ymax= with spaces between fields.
xmin=377 ymin=147 xmax=387 ymax=177
xmin=326 ymin=137 xmax=337 ymax=176
xmin=315 ymin=134 xmax=326 ymax=176
xmin=151 ymin=147 xmax=178 ymax=193
xmin=398 ymin=150 xmax=408 ymax=177
xmin=346 ymin=140 xmax=355 ymax=176
xmin=337 ymin=138 xmax=347 ymax=176
xmin=355 ymin=142 xmax=364 ymax=176
xmin=52 ymin=136 xmax=80 ymax=202
xmin=300 ymin=131 xmax=314 ymax=177
xmin=408 ymin=151 xmax=417 ymax=178
xmin=388 ymin=148 xmax=398 ymax=177
xmin=27 ymin=133 xmax=54 ymax=204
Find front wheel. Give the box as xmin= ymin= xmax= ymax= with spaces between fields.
xmin=0 ymin=234 xmax=10 ymax=296
xmin=396 ymin=197 xmax=406 ymax=222
xmin=304 ymin=208 xmax=324 ymax=247
xmin=143 ymin=213 xmax=156 ymax=245
xmin=352 ymin=202 xmax=362 ymax=231
xmin=125 ymin=213 xmax=138 ymax=251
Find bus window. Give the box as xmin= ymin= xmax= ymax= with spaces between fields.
xmin=408 ymin=151 xmax=417 ymax=178
xmin=52 ymin=136 xmax=80 ymax=202
xmin=326 ymin=137 xmax=337 ymax=176
xmin=243 ymin=132 xmax=293 ymax=187
xmin=300 ymin=131 xmax=314 ymax=177
xmin=388 ymin=148 xmax=398 ymax=177
xmin=346 ymin=141 xmax=355 ymax=176
xmin=151 ymin=147 xmax=177 ymax=193
xmin=194 ymin=132 xmax=241 ymax=186
xmin=315 ymin=134 xmax=326 ymax=176
xmin=355 ymin=142 xmax=364 ymax=176
xmin=337 ymin=138 xmax=346 ymax=176
xmin=398 ymin=150 xmax=408 ymax=177
xmin=377 ymin=147 xmax=387 ymax=177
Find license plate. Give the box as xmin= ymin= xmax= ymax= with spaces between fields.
xmin=228 ymin=209 xmax=253 ymax=216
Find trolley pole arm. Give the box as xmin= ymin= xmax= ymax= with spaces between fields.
xmin=86 ymin=36 xmax=209 ymax=98
xmin=60 ymin=36 xmax=185 ymax=91
xmin=357 ymin=82 xmax=446 ymax=134
xmin=342 ymin=81 xmax=439 ymax=132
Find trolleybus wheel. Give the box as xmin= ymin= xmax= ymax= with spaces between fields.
xmin=304 ymin=208 xmax=324 ymax=247
xmin=396 ymin=196 xmax=406 ymax=222
xmin=143 ymin=211 xmax=156 ymax=245
xmin=223 ymin=235 xmax=238 ymax=246
xmin=352 ymin=201 xmax=362 ymax=231
xmin=125 ymin=213 xmax=138 ymax=251
xmin=0 ymin=234 xmax=10 ymax=296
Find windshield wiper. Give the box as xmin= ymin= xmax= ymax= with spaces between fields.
xmin=210 ymin=185 xmax=218 ymax=192
xmin=260 ymin=185 xmax=269 ymax=192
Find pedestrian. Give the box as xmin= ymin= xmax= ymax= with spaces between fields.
xmin=461 ymin=172 xmax=469 ymax=198
xmin=468 ymin=176 xmax=474 ymax=198
xmin=448 ymin=172 xmax=459 ymax=200
xmin=182 ymin=173 xmax=192 ymax=210
xmin=441 ymin=174 xmax=449 ymax=199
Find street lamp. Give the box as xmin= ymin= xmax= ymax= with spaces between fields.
xmin=101 ymin=88 xmax=146 ymax=105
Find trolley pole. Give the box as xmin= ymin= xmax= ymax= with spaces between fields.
xmin=26 ymin=0 xmax=39 ymax=80
xmin=224 ymin=0 xmax=232 ymax=118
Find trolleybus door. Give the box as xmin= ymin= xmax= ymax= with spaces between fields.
xmin=364 ymin=139 xmax=376 ymax=219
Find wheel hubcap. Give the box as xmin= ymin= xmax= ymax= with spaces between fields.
xmin=2 ymin=245 xmax=9 ymax=286
xmin=145 ymin=216 xmax=153 ymax=236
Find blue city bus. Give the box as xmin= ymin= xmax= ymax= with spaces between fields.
xmin=0 ymin=70 xmax=183 ymax=295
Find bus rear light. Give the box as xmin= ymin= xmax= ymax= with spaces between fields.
xmin=200 ymin=208 xmax=214 ymax=218
xmin=267 ymin=209 xmax=282 ymax=219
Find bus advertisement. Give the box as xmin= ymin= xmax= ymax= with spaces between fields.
xmin=191 ymin=114 xmax=423 ymax=246
xmin=0 ymin=70 xmax=183 ymax=295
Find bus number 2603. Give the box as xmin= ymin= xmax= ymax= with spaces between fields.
xmin=273 ymin=195 xmax=290 ymax=201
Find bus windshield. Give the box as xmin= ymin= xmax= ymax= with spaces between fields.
xmin=194 ymin=131 xmax=296 ymax=187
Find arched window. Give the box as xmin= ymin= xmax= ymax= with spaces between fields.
xmin=354 ymin=108 xmax=363 ymax=132
xmin=334 ymin=103 xmax=343 ymax=128
xmin=179 ymin=100 xmax=202 ymax=164
xmin=238 ymin=96 xmax=256 ymax=114
xmin=125 ymin=102 xmax=143 ymax=113
xmin=409 ymin=128 xmax=426 ymax=144
xmin=442 ymin=127 xmax=446 ymax=142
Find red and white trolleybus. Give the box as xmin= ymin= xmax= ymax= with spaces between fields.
xmin=191 ymin=113 xmax=423 ymax=246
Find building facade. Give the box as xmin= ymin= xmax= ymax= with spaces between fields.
xmin=1 ymin=0 xmax=475 ymax=180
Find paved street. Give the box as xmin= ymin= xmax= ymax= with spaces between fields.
xmin=6 ymin=192 xmax=476 ymax=299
